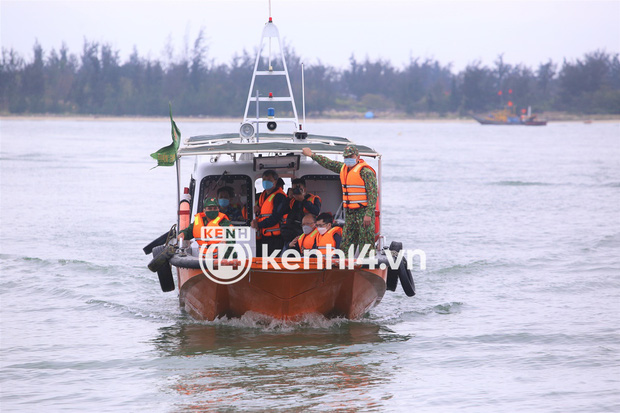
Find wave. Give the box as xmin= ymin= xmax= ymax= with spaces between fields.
xmin=595 ymin=233 xmax=620 ymax=248
xmin=0 ymin=254 xmax=112 ymax=273
xmin=490 ymin=180 xmax=620 ymax=188
xmin=490 ymin=180 xmax=552 ymax=186
xmin=375 ymin=301 xmax=465 ymax=325
xmin=383 ymin=176 xmax=430 ymax=183
xmin=85 ymin=299 xmax=177 ymax=321
xmin=433 ymin=259 xmax=511 ymax=275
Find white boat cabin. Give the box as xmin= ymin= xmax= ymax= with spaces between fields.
xmin=176 ymin=133 xmax=382 ymax=256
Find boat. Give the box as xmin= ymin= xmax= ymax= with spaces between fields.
xmin=144 ymin=13 xmax=416 ymax=321
xmin=473 ymin=106 xmax=547 ymax=126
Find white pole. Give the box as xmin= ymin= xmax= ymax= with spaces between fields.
xmin=301 ymin=63 xmax=306 ymax=128
xmin=268 ymin=0 xmax=272 ymax=71
xmin=255 ymin=89 xmax=260 ymax=142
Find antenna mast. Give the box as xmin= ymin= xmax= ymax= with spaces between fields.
xmin=301 ymin=63 xmax=306 ymax=129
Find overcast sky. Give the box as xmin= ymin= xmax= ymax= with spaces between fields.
xmin=1 ymin=0 xmax=619 ymax=72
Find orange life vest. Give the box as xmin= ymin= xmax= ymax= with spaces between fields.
xmin=258 ymin=188 xmax=286 ymax=237
xmin=293 ymin=194 xmax=321 ymax=214
xmin=297 ymin=228 xmax=319 ymax=253
xmin=340 ymin=159 xmax=375 ymax=209
xmin=316 ymin=226 xmax=343 ymax=253
xmin=192 ymin=212 xmax=228 ymax=246
xmin=282 ymin=193 xmax=321 ymax=223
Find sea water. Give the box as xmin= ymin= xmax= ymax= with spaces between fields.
xmin=1 ymin=119 xmax=619 ymax=412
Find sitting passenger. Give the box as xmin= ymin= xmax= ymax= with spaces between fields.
xmin=288 ymin=214 xmax=319 ymax=253
xmin=217 ymin=186 xmax=244 ymax=222
xmin=178 ymin=197 xmax=233 ymax=257
xmin=315 ymin=212 xmax=342 ymax=254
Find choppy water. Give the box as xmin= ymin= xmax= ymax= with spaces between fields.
xmin=1 ymin=118 xmax=619 ymax=412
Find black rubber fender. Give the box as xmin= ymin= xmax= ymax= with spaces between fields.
xmin=389 ymin=241 xmax=403 ymax=252
xmin=398 ymin=257 xmax=416 ymax=297
xmin=385 ymin=242 xmax=402 ymax=292
xmin=148 ymin=244 xmax=175 ymax=272
xmin=170 ymin=254 xmax=202 ymax=269
xmin=386 ymin=266 xmax=398 ymax=291
xmin=143 ymin=232 xmax=169 ymax=255
xmin=151 ymin=245 xmax=175 ymax=292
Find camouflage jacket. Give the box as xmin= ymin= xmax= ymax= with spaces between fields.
xmin=310 ymin=154 xmax=377 ymax=217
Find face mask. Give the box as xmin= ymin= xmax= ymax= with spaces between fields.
xmin=205 ymin=210 xmax=219 ymax=220
xmin=344 ymin=158 xmax=357 ymax=167
xmin=262 ymin=180 xmax=274 ymax=190
xmin=302 ymin=225 xmax=314 ymax=235
xmin=317 ymin=227 xmax=328 ymax=235
xmin=218 ymin=198 xmax=230 ymax=208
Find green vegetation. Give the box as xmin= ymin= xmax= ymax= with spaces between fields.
xmin=1 ymin=35 xmax=619 ymax=117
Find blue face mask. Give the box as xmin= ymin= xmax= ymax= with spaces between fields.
xmin=344 ymin=158 xmax=357 ymax=167
xmin=218 ymin=198 xmax=230 ymax=208
xmin=262 ymin=180 xmax=274 ymax=190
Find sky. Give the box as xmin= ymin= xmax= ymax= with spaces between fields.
xmin=1 ymin=0 xmax=619 ymax=72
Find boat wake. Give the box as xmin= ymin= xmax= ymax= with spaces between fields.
xmin=196 ymin=311 xmax=351 ymax=331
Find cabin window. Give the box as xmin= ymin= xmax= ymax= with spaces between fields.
xmin=198 ymin=174 xmax=252 ymax=225
xmin=301 ymin=174 xmax=343 ymax=219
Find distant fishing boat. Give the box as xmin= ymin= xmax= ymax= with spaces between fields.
xmin=473 ymin=101 xmax=547 ymax=126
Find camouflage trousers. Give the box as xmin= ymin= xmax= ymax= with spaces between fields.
xmin=341 ymin=208 xmax=375 ymax=257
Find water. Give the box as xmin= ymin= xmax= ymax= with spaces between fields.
xmin=1 ymin=119 xmax=619 ymax=412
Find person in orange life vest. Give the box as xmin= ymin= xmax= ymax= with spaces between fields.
xmin=290 ymin=178 xmax=321 ymax=215
xmin=288 ymin=213 xmax=319 ymax=253
xmin=314 ymin=212 xmax=342 ymax=255
xmin=251 ymin=170 xmax=289 ymax=256
xmin=302 ymin=145 xmax=377 ymax=255
xmin=178 ymin=197 xmax=233 ymax=256
xmin=281 ymin=179 xmax=321 ymax=246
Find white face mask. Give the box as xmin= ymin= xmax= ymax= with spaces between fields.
xmin=302 ymin=225 xmax=314 ymax=235
xmin=317 ymin=227 xmax=328 ymax=235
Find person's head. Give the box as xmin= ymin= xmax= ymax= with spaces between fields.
xmin=217 ymin=186 xmax=234 ymax=208
xmin=301 ymin=213 xmax=317 ymax=234
xmin=203 ymin=197 xmax=220 ymax=220
xmin=291 ymin=178 xmax=306 ymax=190
xmin=316 ymin=212 xmax=333 ymax=235
xmin=262 ymin=170 xmax=278 ymax=191
xmin=291 ymin=178 xmax=306 ymax=198
xmin=343 ymin=145 xmax=360 ymax=169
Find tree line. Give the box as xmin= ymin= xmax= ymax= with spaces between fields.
xmin=1 ymin=34 xmax=619 ymax=117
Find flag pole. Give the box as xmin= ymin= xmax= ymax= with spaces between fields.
xmin=176 ymin=156 xmax=181 ymax=236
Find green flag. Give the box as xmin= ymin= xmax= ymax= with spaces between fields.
xmin=150 ymin=103 xmax=181 ymax=167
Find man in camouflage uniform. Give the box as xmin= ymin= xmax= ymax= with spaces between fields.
xmin=301 ymin=145 xmax=377 ymax=256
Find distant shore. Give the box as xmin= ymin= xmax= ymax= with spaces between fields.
xmin=1 ymin=112 xmax=619 ymax=123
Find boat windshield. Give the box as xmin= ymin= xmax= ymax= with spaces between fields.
xmin=198 ymin=174 xmax=253 ymax=225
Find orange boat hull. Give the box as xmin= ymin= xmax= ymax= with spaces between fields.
xmin=176 ymin=263 xmax=387 ymax=321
